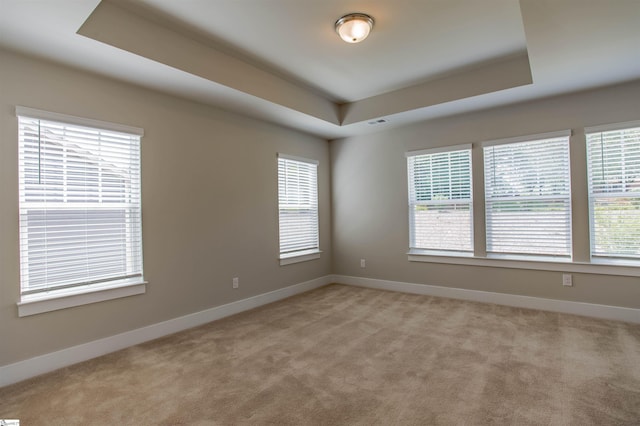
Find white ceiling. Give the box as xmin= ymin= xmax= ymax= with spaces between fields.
xmin=129 ymin=0 xmax=528 ymax=103
xmin=1 ymin=0 xmax=639 ymax=139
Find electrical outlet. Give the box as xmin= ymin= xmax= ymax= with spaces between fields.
xmin=562 ymin=274 xmax=572 ymax=287
xmin=360 ymin=259 xmax=366 ymax=268
xmin=232 ymin=277 xmax=239 ymax=289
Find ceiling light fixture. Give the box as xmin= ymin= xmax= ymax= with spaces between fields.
xmin=335 ymin=13 xmax=374 ymax=44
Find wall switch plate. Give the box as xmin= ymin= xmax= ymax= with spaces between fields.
xmin=232 ymin=277 xmax=239 ymax=289
xmin=562 ymin=274 xmax=572 ymax=287
xmin=360 ymin=259 xmax=366 ymax=268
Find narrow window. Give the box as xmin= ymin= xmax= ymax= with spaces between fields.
xmin=586 ymin=124 xmax=640 ymax=263
xmin=277 ymin=154 xmax=319 ymax=262
xmin=407 ymin=145 xmax=473 ymax=254
xmin=483 ymin=133 xmax=571 ymax=259
xmin=17 ymin=108 xmax=144 ymax=301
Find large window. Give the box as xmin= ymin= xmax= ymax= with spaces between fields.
xmin=483 ymin=133 xmax=572 ymax=258
xmin=586 ymin=123 xmax=640 ymax=262
xmin=407 ymin=145 xmax=472 ymax=253
xmin=277 ymin=154 xmax=319 ymax=263
xmin=405 ymin=128 xmax=640 ymax=274
xmin=17 ymin=107 xmax=144 ymax=302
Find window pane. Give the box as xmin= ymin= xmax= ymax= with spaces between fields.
xmin=587 ymin=126 xmax=640 ymax=261
xmin=18 ymin=114 xmax=143 ymax=296
xmin=277 ymin=156 xmax=319 ymax=257
xmin=484 ymin=136 xmax=571 ymax=257
xmin=408 ymin=148 xmax=472 ymax=252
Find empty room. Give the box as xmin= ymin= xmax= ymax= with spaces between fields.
xmin=1 ymin=0 xmax=639 ymax=424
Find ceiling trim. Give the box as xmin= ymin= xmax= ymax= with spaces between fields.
xmin=341 ymin=53 xmax=532 ymax=125
xmin=78 ymin=1 xmax=341 ymax=125
xmin=78 ymin=1 xmax=533 ymax=130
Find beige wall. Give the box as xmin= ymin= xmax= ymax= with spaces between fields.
xmin=331 ymin=81 xmax=640 ymax=309
xmin=0 ymin=50 xmax=331 ymax=366
xmin=2 ymin=46 xmax=640 ymax=369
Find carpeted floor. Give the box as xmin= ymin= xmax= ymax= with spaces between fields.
xmin=1 ymin=284 xmax=640 ymax=425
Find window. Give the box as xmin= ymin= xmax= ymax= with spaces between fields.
xmin=407 ymin=145 xmax=473 ymax=253
xmin=586 ymin=123 xmax=640 ymax=263
xmin=277 ymin=154 xmax=319 ymax=264
xmin=17 ymin=107 xmax=144 ymax=305
xmin=483 ymin=132 xmax=571 ymax=258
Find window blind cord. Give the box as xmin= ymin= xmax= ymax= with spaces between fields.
xmin=600 ymin=132 xmax=604 ymax=183
xmin=38 ymin=119 xmax=42 ymax=185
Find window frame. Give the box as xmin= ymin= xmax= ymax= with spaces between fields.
xmin=482 ymin=131 xmax=572 ymax=260
xmin=406 ymin=128 xmax=640 ymax=277
xmin=406 ymin=144 xmax=473 ymax=256
xmin=277 ymin=153 xmax=321 ymax=266
xmin=15 ymin=106 xmax=146 ymax=316
xmin=585 ymin=121 xmax=640 ymax=265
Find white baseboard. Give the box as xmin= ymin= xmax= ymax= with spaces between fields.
xmin=0 ymin=275 xmax=331 ymax=388
xmin=332 ymin=275 xmax=640 ymax=324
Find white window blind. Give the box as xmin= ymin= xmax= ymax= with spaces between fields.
xmin=586 ymin=124 xmax=640 ymax=262
xmin=407 ymin=146 xmax=473 ymax=253
xmin=277 ymin=154 xmax=319 ymax=258
xmin=484 ymin=134 xmax=571 ymax=258
xmin=17 ymin=108 xmax=144 ymax=299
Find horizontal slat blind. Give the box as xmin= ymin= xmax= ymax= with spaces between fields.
xmin=407 ymin=147 xmax=472 ymax=252
xmin=484 ymin=136 xmax=571 ymax=257
xmin=18 ymin=114 xmax=143 ymax=296
xmin=587 ymin=126 xmax=640 ymax=261
xmin=277 ymin=155 xmax=319 ymax=257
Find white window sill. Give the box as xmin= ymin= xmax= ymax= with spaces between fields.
xmin=279 ymin=250 xmax=322 ymax=266
xmin=17 ymin=278 xmax=147 ymax=317
xmin=408 ymin=250 xmax=640 ymax=277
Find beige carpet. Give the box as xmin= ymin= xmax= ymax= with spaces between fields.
xmin=1 ymin=284 xmax=639 ymax=425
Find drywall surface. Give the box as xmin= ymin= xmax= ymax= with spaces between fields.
xmin=0 ymin=49 xmax=331 ymax=366
xmin=331 ymin=81 xmax=640 ymax=309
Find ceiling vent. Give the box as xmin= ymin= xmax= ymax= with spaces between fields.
xmin=367 ymin=118 xmax=388 ymax=125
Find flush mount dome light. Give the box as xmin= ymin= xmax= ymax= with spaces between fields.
xmin=335 ymin=13 xmax=374 ymax=43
